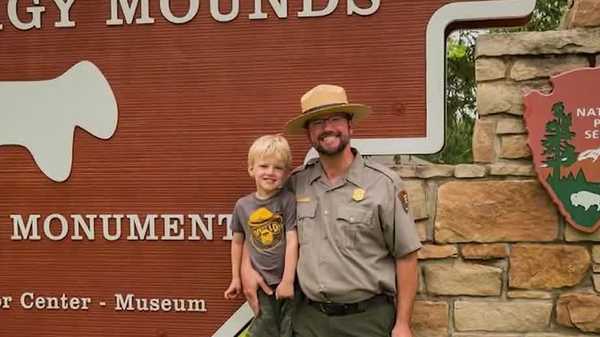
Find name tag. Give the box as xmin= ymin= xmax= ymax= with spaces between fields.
xmin=296 ymin=196 xmax=311 ymax=203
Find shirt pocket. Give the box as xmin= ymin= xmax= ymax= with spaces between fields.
xmin=297 ymin=201 xmax=317 ymax=245
xmin=336 ymin=206 xmax=373 ymax=251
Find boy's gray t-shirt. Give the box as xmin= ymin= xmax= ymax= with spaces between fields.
xmin=231 ymin=189 xmax=296 ymax=286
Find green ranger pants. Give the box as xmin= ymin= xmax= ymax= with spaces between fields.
xmin=292 ymin=293 xmax=395 ymax=337
xmin=248 ymin=289 xmax=295 ymax=337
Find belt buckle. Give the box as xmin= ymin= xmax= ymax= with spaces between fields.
xmin=320 ymin=302 xmax=353 ymax=316
xmin=319 ymin=302 xmax=343 ymax=316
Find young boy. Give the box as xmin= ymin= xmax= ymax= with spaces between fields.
xmin=224 ymin=134 xmax=298 ymax=337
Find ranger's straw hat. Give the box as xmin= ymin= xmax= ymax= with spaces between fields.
xmin=286 ymin=84 xmax=371 ymax=134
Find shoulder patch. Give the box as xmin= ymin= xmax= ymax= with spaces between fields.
xmin=398 ymin=190 xmax=410 ymax=213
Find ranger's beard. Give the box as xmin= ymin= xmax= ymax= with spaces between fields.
xmin=312 ymin=131 xmax=350 ymax=156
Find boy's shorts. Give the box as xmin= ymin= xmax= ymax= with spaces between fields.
xmin=249 ymin=288 xmax=295 ymax=337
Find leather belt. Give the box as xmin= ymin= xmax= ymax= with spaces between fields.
xmin=306 ymin=294 xmax=393 ymax=316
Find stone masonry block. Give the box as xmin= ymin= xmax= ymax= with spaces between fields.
xmin=500 ymin=135 xmax=531 ymax=159
xmin=565 ymin=0 xmax=600 ymax=29
xmin=473 ymin=119 xmax=497 ymax=163
xmin=510 ymin=244 xmax=590 ymax=289
xmin=454 ymin=164 xmax=486 ymax=178
xmin=435 ymin=180 xmax=558 ymax=243
xmin=454 ymin=300 xmax=552 ymax=332
xmin=477 ymin=28 xmax=600 ymax=57
xmin=424 ymin=260 xmax=502 ymax=296
xmin=489 ymin=162 xmax=535 ymax=176
xmin=476 ymin=57 xmax=507 ymax=81
xmin=510 ymin=55 xmax=588 ymax=81
xmin=497 ymin=117 xmax=526 ymax=134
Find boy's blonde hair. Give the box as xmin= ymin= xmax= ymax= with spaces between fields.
xmin=248 ymin=135 xmax=292 ymax=170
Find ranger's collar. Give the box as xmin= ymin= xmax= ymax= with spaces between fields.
xmin=308 ymin=148 xmax=365 ymax=187
xmin=345 ymin=148 xmax=365 ymax=188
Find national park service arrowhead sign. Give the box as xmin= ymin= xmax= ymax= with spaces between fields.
xmin=524 ymin=67 xmax=600 ymax=233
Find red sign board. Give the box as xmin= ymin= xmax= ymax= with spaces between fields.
xmin=0 ymin=1 xmax=534 ymax=336
xmin=524 ymin=67 xmax=600 ymax=233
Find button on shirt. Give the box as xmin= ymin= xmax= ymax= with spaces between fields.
xmin=289 ymin=150 xmax=422 ymax=303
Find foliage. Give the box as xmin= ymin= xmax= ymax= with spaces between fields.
xmin=494 ymin=0 xmax=569 ymax=32
xmin=416 ymin=0 xmax=569 ymax=165
xmin=418 ymin=32 xmax=476 ymax=164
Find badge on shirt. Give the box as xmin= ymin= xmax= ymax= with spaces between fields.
xmin=398 ymin=190 xmax=410 ymax=213
xmin=352 ymin=188 xmax=365 ymax=202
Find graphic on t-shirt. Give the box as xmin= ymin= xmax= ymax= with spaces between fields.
xmin=248 ymin=207 xmax=283 ymax=250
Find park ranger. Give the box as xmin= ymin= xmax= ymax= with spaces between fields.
xmin=243 ymin=84 xmax=421 ymax=337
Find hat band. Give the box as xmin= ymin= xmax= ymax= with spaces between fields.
xmin=302 ymin=102 xmax=347 ymax=115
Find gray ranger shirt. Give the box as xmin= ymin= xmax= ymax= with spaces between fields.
xmin=231 ymin=189 xmax=297 ymax=286
xmin=289 ymin=150 xmax=422 ymax=303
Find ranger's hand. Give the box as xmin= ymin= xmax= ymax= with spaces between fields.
xmin=275 ymin=281 xmax=294 ymax=300
xmin=392 ymin=322 xmax=413 ymax=337
xmin=241 ymin=244 xmax=272 ymax=315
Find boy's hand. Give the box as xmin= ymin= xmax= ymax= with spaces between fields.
xmin=275 ymin=281 xmax=294 ymax=300
xmin=224 ymin=278 xmax=241 ymax=299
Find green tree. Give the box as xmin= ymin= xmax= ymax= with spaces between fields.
xmin=417 ymin=0 xmax=569 ymax=165
xmin=494 ymin=0 xmax=569 ymax=33
xmin=542 ymin=102 xmax=577 ymax=182
xmin=420 ymin=32 xmax=476 ymax=164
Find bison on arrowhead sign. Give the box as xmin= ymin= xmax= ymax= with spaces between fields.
xmin=524 ymin=67 xmax=600 ymax=233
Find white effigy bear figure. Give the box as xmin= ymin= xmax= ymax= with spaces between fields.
xmin=0 ymin=61 xmax=118 ymax=182
xmin=570 ymin=190 xmax=600 ymax=212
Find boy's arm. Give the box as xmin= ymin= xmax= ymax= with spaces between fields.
xmin=224 ymin=233 xmax=244 ymax=299
xmin=281 ymin=229 xmax=298 ymax=284
xmin=230 ymin=233 xmax=244 ymax=280
xmin=229 ymin=202 xmax=245 ymax=282
xmin=276 ymin=229 xmax=298 ymax=299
